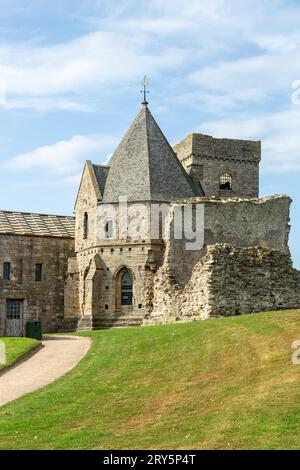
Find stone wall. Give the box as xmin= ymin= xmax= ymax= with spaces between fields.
xmin=174 ymin=133 xmax=261 ymax=198
xmin=69 ymin=193 xmax=293 ymax=328
xmin=64 ymin=239 xmax=163 ymax=327
xmin=0 ymin=233 xmax=74 ymax=335
xmin=145 ymin=244 xmax=300 ymax=325
xmin=75 ymin=161 xmax=100 ymax=253
xmin=165 ymin=195 xmax=291 ymax=286
xmin=71 ymin=187 xmax=166 ymax=326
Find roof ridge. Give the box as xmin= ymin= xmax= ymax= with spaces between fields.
xmin=144 ymin=106 xmax=153 ymax=200
xmin=92 ymin=163 xmax=110 ymax=169
xmin=0 ymin=209 xmax=74 ymax=219
xmin=145 ymin=107 xmax=203 ymax=197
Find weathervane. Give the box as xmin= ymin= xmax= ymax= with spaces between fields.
xmin=141 ymin=75 xmax=149 ymax=105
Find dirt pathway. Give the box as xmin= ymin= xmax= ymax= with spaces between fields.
xmin=0 ymin=335 xmax=91 ymax=407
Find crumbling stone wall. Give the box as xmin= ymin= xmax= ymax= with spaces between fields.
xmin=68 ymin=193 xmax=293 ymax=328
xmin=165 ymin=195 xmax=291 ymax=286
xmin=145 ymin=244 xmax=300 ymax=325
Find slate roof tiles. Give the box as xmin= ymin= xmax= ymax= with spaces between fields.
xmin=0 ymin=210 xmax=75 ymax=238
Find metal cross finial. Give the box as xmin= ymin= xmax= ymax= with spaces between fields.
xmin=141 ymin=75 xmax=149 ymax=105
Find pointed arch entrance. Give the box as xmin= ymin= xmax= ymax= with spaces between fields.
xmin=115 ymin=267 xmax=134 ymax=313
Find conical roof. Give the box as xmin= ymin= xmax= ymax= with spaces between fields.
xmin=103 ymin=104 xmax=203 ymax=203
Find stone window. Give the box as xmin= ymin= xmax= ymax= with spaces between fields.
xmin=121 ymin=271 xmax=133 ymax=306
xmin=104 ymin=220 xmax=114 ymax=239
xmin=220 ymin=172 xmax=232 ymax=190
xmin=83 ymin=212 xmax=89 ymax=239
xmin=35 ymin=263 xmax=43 ymax=282
xmin=3 ymin=262 xmax=11 ymax=281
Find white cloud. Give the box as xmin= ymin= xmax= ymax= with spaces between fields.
xmin=0 ymin=0 xmax=280 ymax=112
xmin=4 ymin=134 xmax=118 ymax=174
xmin=1 ymin=0 xmax=300 ymax=117
xmin=0 ymin=30 xmax=187 ymax=101
xmin=186 ymin=48 xmax=300 ymax=112
xmin=1 ymin=97 xmax=93 ymax=112
xmin=199 ymin=105 xmax=300 ymax=173
xmin=161 ymin=2 xmax=300 ymax=111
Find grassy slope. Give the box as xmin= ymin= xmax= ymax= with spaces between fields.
xmin=1 ymin=311 xmax=300 ymax=449
xmin=0 ymin=337 xmax=40 ymax=371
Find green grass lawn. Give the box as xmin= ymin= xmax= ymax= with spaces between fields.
xmin=0 ymin=337 xmax=40 ymax=371
xmin=1 ymin=311 xmax=300 ymax=449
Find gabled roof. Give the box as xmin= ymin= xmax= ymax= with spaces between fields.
xmin=0 ymin=210 xmax=75 ymax=238
xmin=103 ymin=104 xmax=204 ymax=203
xmin=74 ymin=160 xmax=110 ymax=209
xmin=92 ymin=164 xmax=110 ymax=195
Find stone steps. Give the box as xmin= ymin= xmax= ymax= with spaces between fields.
xmin=92 ymin=314 xmax=144 ymax=329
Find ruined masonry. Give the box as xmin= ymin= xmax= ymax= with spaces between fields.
xmin=1 ymin=101 xmax=299 ymax=335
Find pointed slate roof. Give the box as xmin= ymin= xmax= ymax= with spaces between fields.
xmin=103 ymin=104 xmax=204 ymax=203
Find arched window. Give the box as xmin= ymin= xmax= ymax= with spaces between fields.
xmin=121 ymin=271 xmax=133 ymax=306
xmin=83 ymin=212 xmax=89 ymax=239
xmin=104 ymin=220 xmax=114 ymax=239
xmin=220 ymin=172 xmax=232 ymax=190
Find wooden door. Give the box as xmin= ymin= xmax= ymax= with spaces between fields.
xmin=5 ymin=300 xmax=23 ymax=337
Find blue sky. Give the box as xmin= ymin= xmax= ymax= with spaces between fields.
xmin=0 ymin=0 xmax=300 ymax=264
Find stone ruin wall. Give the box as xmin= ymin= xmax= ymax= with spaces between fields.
xmin=145 ymin=244 xmax=300 ymax=325
xmin=64 ymin=193 xmax=298 ymax=328
xmin=144 ymin=195 xmax=299 ymax=324
xmin=165 ymin=195 xmax=291 ymax=286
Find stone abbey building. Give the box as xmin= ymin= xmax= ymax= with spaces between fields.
xmin=1 ymin=101 xmax=300 ymax=335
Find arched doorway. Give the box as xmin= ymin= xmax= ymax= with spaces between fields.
xmin=121 ymin=271 xmax=133 ymax=306
xmin=115 ymin=267 xmax=134 ymax=312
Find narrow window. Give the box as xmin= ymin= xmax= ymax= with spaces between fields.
xmin=83 ymin=212 xmax=89 ymax=239
xmin=220 ymin=172 xmax=232 ymax=190
xmin=35 ymin=263 xmax=43 ymax=282
xmin=121 ymin=271 xmax=133 ymax=306
xmin=104 ymin=220 xmax=114 ymax=239
xmin=159 ymin=212 xmax=163 ymax=239
xmin=3 ymin=262 xmax=11 ymax=281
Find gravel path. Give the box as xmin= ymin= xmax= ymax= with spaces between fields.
xmin=0 ymin=335 xmax=91 ymax=407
